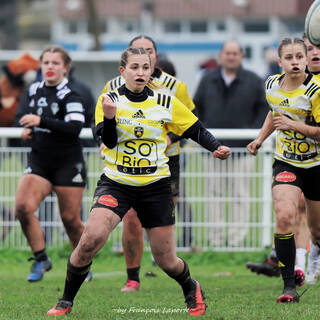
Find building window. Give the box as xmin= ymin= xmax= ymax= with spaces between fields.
xmin=190 ymin=21 xmax=207 ymax=33
xmin=101 ymin=21 xmax=108 ymax=33
xmin=216 ymin=21 xmax=226 ymax=31
xmin=283 ymin=19 xmax=304 ymax=33
xmin=164 ymin=20 xmax=181 ymax=33
xmin=244 ymin=46 xmax=252 ymax=59
xmin=119 ymin=20 xmax=139 ymax=33
xmin=243 ymin=21 xmax=269 ymax=33
xmin=66 ymin=20 xmax=78 ymax=34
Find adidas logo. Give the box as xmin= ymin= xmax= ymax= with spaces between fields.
xmin=132 ymin=109 xmax=145 ymax=118
xmin=280 ymin=99 xmax=289 ymax=107
xmin=72 ymin=173 xmax=83 ymax=183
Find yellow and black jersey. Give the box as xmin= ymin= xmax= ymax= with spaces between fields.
xmin=265 ymin=73 xmax=320 ymax=168
xmin=101 ymin=67 xmax=195 ymax=156
xmin=95 ymin=85 xmax=197 ymax=186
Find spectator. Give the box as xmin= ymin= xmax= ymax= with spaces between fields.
xmin=0 ymin=54 xmax=39 ymax=241
xmin=0 ymin=53 xmax=39 ymax=127
xmin=193 ymin=40 xmax=269 ymax=247
xmin=264 ymin=46 xmax=282 ymax=80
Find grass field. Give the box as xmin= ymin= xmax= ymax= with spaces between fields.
xmin=1 ymin=247 xmax=320 ymax=320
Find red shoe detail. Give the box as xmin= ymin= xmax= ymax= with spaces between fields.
xmin=121 ymin=280 xmax=140 ymax=292
xmin=187 ymin=281 xmax=206 ymax=316
xmin=47 ymin=305 xmax=72 ymax=316
xmin=277 ymin=288 xmax=299 ymax=303
xmin=294 ymin=269 xmax=305 ymax=287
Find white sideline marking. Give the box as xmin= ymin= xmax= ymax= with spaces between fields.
xmin=91 ymin=271 xmax=125 ymax=278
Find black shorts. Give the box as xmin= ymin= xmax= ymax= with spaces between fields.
xmin=26 ymin=151 xmax=87 ymax=187
xmin=168 ymin=155 xmax=180 ymax=197
xmin=91 ymin=175 xmax=175 ymax=228
xmin=272 ymin=159 xmax=320 ymax=201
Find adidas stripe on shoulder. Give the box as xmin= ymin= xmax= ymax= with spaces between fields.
xmin=106 ymin=91 xmax=119 ymax=102
xmin=161 ymin=72 xmax=179 ymax=90
xmin=305 ymin=76 xmax=320 ymax=98
xmin=265 ymin=74 xmax=280 ymax=90
xmin=29 ymin=81 xmax=44 ymax=96
xmin=109 ymin=76 xmax=123 ymax=91
xmin=157 ymin=93 xmax=172 ymax=109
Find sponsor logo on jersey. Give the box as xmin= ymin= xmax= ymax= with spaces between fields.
xmin=132 ymin=109 xmax=145 ymax=119
xmin=134 ymin=126 xmax=144 ymax=138
xmin=275 ymin=171 xmax=296 ymax=182
xmin=98 ymin=195 xmax=118 ymax=207
xmin=29 ymin=99 xmax=35 ymax=107
xmin=279 ymin=99 xmax=290 ymax=107
xmin=118 ymin=117 xmax=133 ymax=125
xmin=37 ymin=97 xmax=48 ymax=107
xmin=37 ymin=108 xmax=43 ymax=116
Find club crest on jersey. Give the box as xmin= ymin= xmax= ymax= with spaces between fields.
xmin=134 ymin=126 xmax=144 ymax=138
xmin=37 ymin=97 xmax=48 ymax=107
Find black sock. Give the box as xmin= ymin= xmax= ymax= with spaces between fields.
xmin=127 ymin=266 xmax=140 ymax=282
xmin=61 ymin=259 xmax=92 ymax=303
xmin=34 ymin=249 xmax=48 ymax=262
xmin=165 ymin=258 xmax=196 ymax=297
xmin=274 ymin=233 xmax=295 ymax=288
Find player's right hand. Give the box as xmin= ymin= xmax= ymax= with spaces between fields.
xmin=102 ymin=94 xmax=117 ymax=119
xmin=247 ymin=140 xmax=261 ymax=155
xmin=21 ymin=128 xmax=32 ymax=140
xmin=213 ymin=146 xmax=231 ymax=160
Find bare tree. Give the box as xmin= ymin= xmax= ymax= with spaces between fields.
xmin=85 ymin=0 xmax=101 ymax=51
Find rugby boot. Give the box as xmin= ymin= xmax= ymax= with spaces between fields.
xmin=121 ymin=280 xmax=140 ymax=292
xmin=27 ymin=257 xmax=52 ymax=282
xmin=184 ymin=280 xmax=206 ymax=316
xmin=246 ymin=258 xmax=280 ymax=277
xmin=277 ymin=287 xmax=299 ymax=303
xmin=47 ymin=299 xmax=73 ymax=316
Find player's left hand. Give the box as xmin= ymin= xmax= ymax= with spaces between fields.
xmin=273 ymin=113 xmax=293 ymax=130
xmin=19 ymin=114 xmax=41 ymax=127
xmin=213 ymin=145 xmax=231 ymax=160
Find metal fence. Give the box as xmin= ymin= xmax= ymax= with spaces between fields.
xmin=0 ymin=128 xmax=275 ymax=251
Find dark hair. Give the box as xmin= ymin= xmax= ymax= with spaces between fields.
xmin=156 ymin=59 xmax=176 ymax=77
xmin=278 ymin=38 xmax=307 ymax=57
xmin=120 ymin=47 xmax=151 ymax=68
xmin=39 ymin=45 xmax=72 ymax=67
xmin=129 ymin=35 xmax=157 ymax=54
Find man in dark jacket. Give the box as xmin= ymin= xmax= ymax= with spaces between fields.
xmin=194 ymin=40 xmax=269 ymax=247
